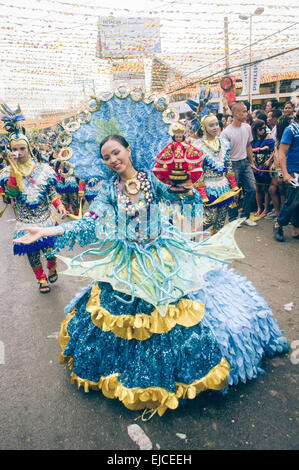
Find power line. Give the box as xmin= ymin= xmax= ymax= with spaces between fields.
xmin=184 ymin=21 xmax=299 ymax=78
xmin=167 ymin=46 xmax=299 ymax=95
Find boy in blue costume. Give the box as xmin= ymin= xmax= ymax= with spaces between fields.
xmin=0 ymin=104 xmax=67 ymax=293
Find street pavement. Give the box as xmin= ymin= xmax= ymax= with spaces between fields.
xmin=0 ymin=205 xmax=298 ymax=451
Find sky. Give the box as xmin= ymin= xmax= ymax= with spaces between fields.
xmin=0 ymin=0 xmax=298 ymax=117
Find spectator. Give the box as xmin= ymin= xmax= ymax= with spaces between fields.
xmin=243 ymin=100 xmax=250 ymax=112
xmin=268 ymin=116 xmax=291 ymax=218
xmin=222 ymin=96 xmax=232 ymax=117
xmin=221 ymin=102 xmax=257 ymax=226
xmin=246 ymin=113 xmax=253 ymax=126
xmin=251 ymin=119 xmax=275 ymax=217
xmin=265 ymin=99 xmax=280 ymax=114
xmin=283 ymin=101 xmax=295 ymax=117
xmin=226 ymin=115 xmax=233 ymax=126
xmin=273 ymin=104 xmax=299 ymax=241
xmin=252 ymin=108 xmax=263 ymax=121
xmin=183 ymin=111 xmax=195 ymax=138
xmin=267 ymin=108 xmax=282 ymax=142
xmin=255 ymin=111 xmax=272 ymax=134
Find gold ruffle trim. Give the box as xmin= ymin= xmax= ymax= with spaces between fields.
xmin=58 ymin=297 xmax=229 ymax=416
xmin=85 ymin=284 xmax=205 ymax=340
xmin=60 ymin=352 xmax=229 ymax=416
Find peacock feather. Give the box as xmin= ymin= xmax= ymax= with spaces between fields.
xmin=55 ymin=90 xmax=173 ymax=182
xmin=94 ymin=118 xmax=122 ymax=146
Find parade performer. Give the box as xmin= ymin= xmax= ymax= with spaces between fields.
xmin=82 ymin=176 xmax=102 ymax=204
xmin=51 ymin=159 xmax=84 ymax=217
xmin=13 ymin=89 xmax=288 ymax=418
xmin=0 ymin=104 xmax=67 ymax=293
xmin=189 ymin=113 xmax=240 ymax=234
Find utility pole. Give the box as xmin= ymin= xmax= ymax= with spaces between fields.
xmin=74 ymin=79 xmax=95 ymax=96
xmin=224 ymin=17 xmax=229 ymax=75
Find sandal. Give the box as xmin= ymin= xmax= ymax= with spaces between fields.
xmin=39 ymin=280 xmax=51 ymax=294
xmin=48 ymin=270 xmax=58 ymax=284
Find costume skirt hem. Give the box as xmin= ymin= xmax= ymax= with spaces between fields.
xmin=59 ymin=353 xmax=230 ymax=416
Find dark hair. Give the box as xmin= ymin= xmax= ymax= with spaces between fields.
xmin=242 ymin=100 xmax=250 ymax=111
xmin=268 ymin=99 xmax=280 ymax=109
xmin=99 ymin=134 xmax=129 ymax=155
xmin=246 ymin=113 xmax=253 ymax=125
xmin=255 ymin=111 xmax=268 ymax=125
xmin=172 ymin=134 xmax=185 ymax=141
xmin=251 ymin=119 xmax=267 ymax=141
xmin=271 ymin=109 xmax=282 ymax=119
xmin=195 ymin=127 xmax=203 ymax=138
xmin=184 ymin=111 xmax=194 ymax=119
xmin=276 ymin=115 xmax=292 ymax=144
xmin=284 ymin=101 xmax=295 ymax=109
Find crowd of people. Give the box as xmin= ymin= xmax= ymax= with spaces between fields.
xmin=183 ymin=96 xmax=299 ymax=241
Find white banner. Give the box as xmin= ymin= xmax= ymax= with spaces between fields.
xmin=97 ymin=17 xmax=161 ymax=59
xmin=240 ymin=62 xmax=260 ymax=96
xmin=240 ymin=64 xmax=249 ymax=96
xmin=251 ymin=62 xmax=261 ymax=95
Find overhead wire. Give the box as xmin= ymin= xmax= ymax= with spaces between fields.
xmin=167 ymin=46 xmax=299 ymax=94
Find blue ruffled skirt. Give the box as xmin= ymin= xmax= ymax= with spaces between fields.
xmin=59 ymin=265 xmax=288 ymax=416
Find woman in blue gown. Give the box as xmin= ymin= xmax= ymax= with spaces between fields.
xmin=14 ymin=134 xmax=288 ymax=417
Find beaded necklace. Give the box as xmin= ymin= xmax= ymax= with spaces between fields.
xmin=201 ymin=138 xmax=227 ymax=173
xmin=114 ymin=171 xmax=154 ymax=217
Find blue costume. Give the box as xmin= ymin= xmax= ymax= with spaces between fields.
xmin=15 ymin=88 xmax=288 ymax=416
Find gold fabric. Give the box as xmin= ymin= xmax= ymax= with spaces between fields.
xmin=84 ymin=283 xmax=205 ymax=340
xmin=202 ymin=136 xmax=220 ymax=153
xmin=8 ymin=157 xmax=35 ymax=192
xmin=59 ymin=351 xmax=230 ymax=416
xmin=58 ymin=292 xmax=230 ymax=416
xmin=204 ymin=187 xmax=242 ymax=207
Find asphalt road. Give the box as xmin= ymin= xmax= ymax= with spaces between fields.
xmin=0 ymin=205 xmax=298 ymax=451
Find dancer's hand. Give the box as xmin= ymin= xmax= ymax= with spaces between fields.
xmin=283 ymin=171 xmax=294 ymax=184
xmin=57 ymin=204 xmax=67 ymax=218
xmin=181 ymin=178 xmax=193 ymax=196
xmin=13 ymin=225 xmax=63 ymax=244
xmin=7 ymin=151 xmax=19 ymax=167
xmin=13 ymin=226 xmax=46 ymax=244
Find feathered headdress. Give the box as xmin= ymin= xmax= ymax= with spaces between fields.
xmin=53 ymin=87 xmax=174 ymax=182
xmin=0 ymin=102 xmax=36 ymax=168
xmin=0 ymin=103 xmax=26 ymax=134
xmin=186 ymin=86 xmax=219 ymax=134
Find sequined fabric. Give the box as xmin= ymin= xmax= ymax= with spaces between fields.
xmin=63 ymin=282 xmax=223 ymax=392
xmin=52 ymin=167 xmax=288 ymax=414
xmin=5 ymin=163 xmax=60 ymax=255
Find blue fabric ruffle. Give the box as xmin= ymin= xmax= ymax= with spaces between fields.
xmin=190 ymin=265 xmax=289 ymax=386
xmin=61 ymin=264 xmax=289 ymax=395
xmin=63 ymin=282 xmax=223 ymax=391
